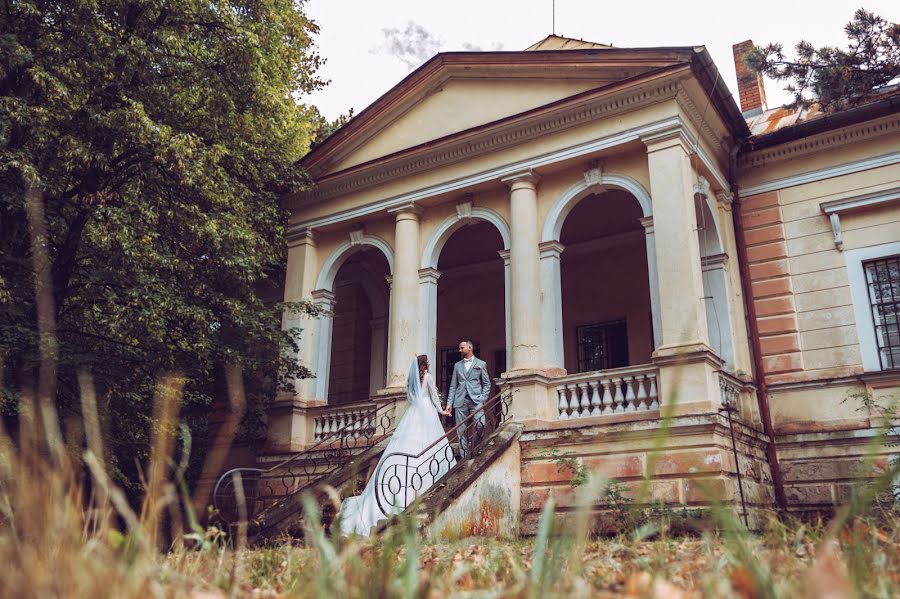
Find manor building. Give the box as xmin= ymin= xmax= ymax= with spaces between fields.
xmin=238 ymin=36 xmax=899 ymax=531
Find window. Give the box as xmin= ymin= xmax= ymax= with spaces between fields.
xmin=439 ymin=343 xmax=480 ymax=393
xmin=863 ymin=256 xmax=900 ymax=370
xmin=846 ymin=241 xmax=900 ymax=372
xmin=576 ymin=320 xmax=629 ymax=373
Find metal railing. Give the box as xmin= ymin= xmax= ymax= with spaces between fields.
xmin=373 ymin=388 xmax=513 ymax=515
xmin=212 ymin=397 xmax=399 ymax=524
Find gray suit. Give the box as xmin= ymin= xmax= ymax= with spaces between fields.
xmin=448 ymin=357 xmax=491 ymax=458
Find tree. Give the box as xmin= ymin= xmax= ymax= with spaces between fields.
xmin=0 ymin=0 xmax=324 ymax=494
xmin=748 ymin=8 xmax=900 ymax=112
xmin=310 ymin=107 xmax=355 ymax=150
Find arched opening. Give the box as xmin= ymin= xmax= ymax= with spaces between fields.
xmin=695 ymin=195 xmax=735 ymax=369
xmin=559 ymin=189 xmax=653 ymax=373
xmin=435 ymin=222 xmax=507 ymax=397
xmin=326 ymin=249 xmax=390 ymax=405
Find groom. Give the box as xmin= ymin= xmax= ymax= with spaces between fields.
xmin=447 ymin=339 xmax=491 ymax=459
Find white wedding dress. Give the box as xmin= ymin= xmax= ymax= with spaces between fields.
xmin=337 ymin=360 xmax=456 ymax=537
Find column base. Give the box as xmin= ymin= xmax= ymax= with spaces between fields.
xmin=265 ymin=395 xmax=321 ymax=453
xmin=651 ymin=344 xmax=725 ymax=416
xmin=500 ymin=369 xmax=558 ymax=422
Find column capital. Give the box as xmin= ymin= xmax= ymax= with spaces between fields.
xmin=501 ymin=169 xmax=541 ymax=189
xmin=639 ymin=215 xmax=654 ymax=234
xmin=286 ymin=225 xmax=317 ymax=247
xmin=418 ymin=267 xmax=441 ymax=284
xmin=640 ymin=123 xmax=696 ymax=154
xmin=538 ymin=240 xmax=566 ymax=260
xmin=716 ymin=190 xmax=735 ymax=210
xmin=497 ymin=248 xmax=511 ymax=265
xmin=701 ymin=252 xmax=729 ymax=271
xmin=388 ymin=202 xmax=423 ymax=219
xmin=310 ymin=288 xmax=336 ymax=306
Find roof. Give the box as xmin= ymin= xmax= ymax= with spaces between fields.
xmin=525 ymin=34 xmax=613 ymax=51
xmin=744 ymin=87 xmax=900 ymax=151
xmin=301 ymin=45 xmax=749 ymax=178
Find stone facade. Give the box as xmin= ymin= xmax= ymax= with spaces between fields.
xmin=228 ymin=36 xmax=900 ymax=532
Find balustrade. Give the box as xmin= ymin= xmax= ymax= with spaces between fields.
xmin=555 ymin=365 xmax=658 ymax=420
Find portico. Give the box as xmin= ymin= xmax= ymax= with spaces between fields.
xmin=265 ymin=44 xmax=761 ymax=531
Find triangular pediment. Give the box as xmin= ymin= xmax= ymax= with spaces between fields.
xmin=303 ymin=49 xmax=697 ymax=178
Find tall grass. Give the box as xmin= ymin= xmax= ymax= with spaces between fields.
xmin=1 ymin=191 xmax=898 ymax=597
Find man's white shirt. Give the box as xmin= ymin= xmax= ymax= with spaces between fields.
xmin=463 ymin=356 xmax=474 ymax=373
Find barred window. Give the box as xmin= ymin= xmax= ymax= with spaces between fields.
xmin=864 ymin=255 xmax=900 ymax=370
xmin=576 ymin=320 xmax=629 ymax=373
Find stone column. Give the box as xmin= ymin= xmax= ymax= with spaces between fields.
xmin=419 ymin=267 xmax=441 ymax=378
xmin=311 ymin=289 xmax=337 ymax=402
xmin=498 ymin=249 xmax=512 ymax=371
xmin=267 ymin=227 xmax=321 ymax=451
xmin=539 ymin=241 xmax=565 ymax=371
xmin=385 ymin=203 xmax=422 ymax=389
xmin=639 ymin=216 xmax=662 ymax=350
xmin=642 ymin=126 xmax=719 ymax=416
xmin=368 ymin=316 xmax=388 ymax=397
xmin=502 ymin=169 xmax=543 ymax=371
xmin=642 ymin=129 xmax=709 ymax=349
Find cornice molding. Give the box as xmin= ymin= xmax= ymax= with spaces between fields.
xmin=674 ymin=86 xmax=729 ymax=157
xmin=304 ymin=52 xmax=698 ymax=174
xmin=296 ymin=75 xmax=689 ymax=206
xmin=739 ymin=114 xmax=900 ymax=170
xmin=820 ymin=185 xmax=900 ymax=250
xmin=739 ymin=148 xmax=900 ymax=197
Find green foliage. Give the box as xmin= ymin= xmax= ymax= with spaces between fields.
xmin=0 ymin=0 xmax=325 ymax=494
xmin=309 ymin=107 xmax=355 ymax=151
xmin=748 ymin=8 xmax=900 ymax=112
xmin=540 ymin=448 xmax=706 ymax=536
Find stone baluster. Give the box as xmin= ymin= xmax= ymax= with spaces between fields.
xmin=578 ymin=383 xmax=590 ymax=418
xmin=601 ymin=379 xmax=613 ymax=414
xmin=314 ymin=417 xmax=322 ymax=441
xmin=589 ymin=380 xmax=602 ymax=417
xmin=567 ymin=385 xmax=579 ymax=417
xmin=624 ymin=376 xmax=637 ymax=412
xmin=557 ymin=385 xmax=569 ymax=419
xmin=635 ymin=375 xmax=648 ymax=411
xmin=612 ymin=378 xmax=624 ymax=413
xmin=648 ymin=373 xmax=659 ymax=410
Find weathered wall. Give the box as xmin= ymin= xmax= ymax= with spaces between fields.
xmin=519 ymin=415 xmax=774 ymax=533
xmin=738 ymin=116 xmax=900 ymax=513
xmin=425 ymin=430 xmax=522 ymax=541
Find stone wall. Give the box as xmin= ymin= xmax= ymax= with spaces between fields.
xmin=518 ymin=414 xmax=774 ymax=534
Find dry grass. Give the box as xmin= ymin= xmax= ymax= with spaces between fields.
xmin=2 ymin=189 xmax=898 ymax=598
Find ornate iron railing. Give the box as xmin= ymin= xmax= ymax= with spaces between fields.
xmin=373 ymin=388 xmax=513 ymax=515
xmin=213 ymin=398 xmax=399 ymax=524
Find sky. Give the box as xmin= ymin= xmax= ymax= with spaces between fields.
xmin=301 ymin=0 xmax=898 ymax=121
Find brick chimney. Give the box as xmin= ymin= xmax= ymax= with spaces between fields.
xmin=732 ymin=40 xmax=768 ymax=116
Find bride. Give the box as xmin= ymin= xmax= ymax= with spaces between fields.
xmin=337 ymin=354 xmax=455 ymax=537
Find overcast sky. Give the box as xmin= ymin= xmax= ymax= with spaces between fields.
xmin=302 ymin=0 xmax=897 ymax=121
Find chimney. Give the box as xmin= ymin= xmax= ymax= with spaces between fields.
xmin=732 ymin=40 xmax=768 ymax=116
